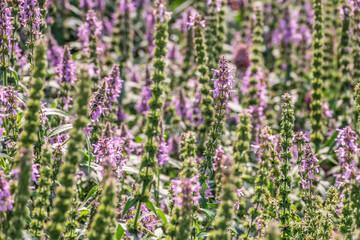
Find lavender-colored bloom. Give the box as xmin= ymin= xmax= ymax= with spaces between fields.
xmin=79 ymin=0 xmax=105 ymax=10
xmin=213 ymin=147 xmax=226 ymax=171
xmin=279 ymin=8 xmax=299 ymax=44
xmin=39 ymin=103 xmax=48 ymax=129
xmin=0 ymin=86 xmax=19 ymax=118
xmin=335 ymin=127 xmax=358 ymax=167
xmin=167 ymin=45 xmax=183 ymax=62
xmin=322 ymin=102 xmax=333 ymax=118
xmin=187 ymin=13 xmax=205 ymax=30
xmin=84 ymin=124 xmax=93 ymax=137
xmin=93 ymin=136 xmax=127 ymax=178
xmin=78 ymin=10 xmax=103 ymax=54
xmin=157 ymin=121 xmax=168 ymax=166
xmin=57 ymin=46 xmax=77 ymax=112
xmin=207 ymin=0 xmax=222 ymax=12
xmin=130 ymin=66 xmax=140 ymax=83
xmin=89 ymin=84 xmax=107 ymax=122
xmin=176 ymin=7 xmax=194 ymax=32
xmin=118 ymin=0 xmax=135 ymax=15
xmin=57 ymin=46 xmax=76 ymax=85
xmin=140 ymin=204 xmax=160 ymax=232
xmin=210 ymin=56 xmax=236 ymax=102
xmin=105 ymin=65 xmax=123 ymax=112
xmin=144 ymin=8 xmax=156 ymax=53
xmin=157 ymin=137 xmax=168 ymax=166
xmin=116 ymin=106 xmax=127 ymax=123
xmin=171 ymin=175 xmax=201 ymax=209
xmin=47 ymin=35 xmax=63 ymax=67
xmin=31 ymin=163 xmax=41 ymax=183
xmin=235 ymin=189 xmax=245 ymax=210
xmin=19 ymin=0 xmax=43 ymax=38
xmin=0 ymin=170 xmax=14 ymax=212
xmin=334 ymin=127 xmax=359 ymax=185
xmin=137 ymin=69 xmax=152 ymax=115
xmin=0 ymin=3 xmax=14 ymax=53
xmin=157 ymin=1 xmax=172 ymax=23
xmin=174 ymin=90 xmax=192 ymax=122
xmin=133 ymin=0 xmax=150 ymax=8
xmin=118 ymin=124 xmax=136 ymax=156
xmin=204 ymin=182 xmax=213 ymax=198
xmin=298 ymin=144 xmax=320 ymax=190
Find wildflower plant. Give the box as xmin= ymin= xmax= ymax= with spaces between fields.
xmin=9 ymin=39 xmax=46 ymax=240
xmin=1 ymin=1 xmax=360 ymax=240
xmin=279 ymin=93 xmax=295 ymax=239
xmin=46 ymin=63 xmax=91 ymax=239
xmin=200 ymin=56 xmax=235 ymax=185
xmin=131 ymin=0 xmax=169 ymax=231
xmin=310 ymin=0 xmax=324 ymax=148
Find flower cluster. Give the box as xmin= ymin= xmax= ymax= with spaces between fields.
xmin=78 ymin=10 xmax=102 ymax=55
xmin=171 ymin=176 xmax=201 ymax=209
xmin=299 ymin=144 xmax=320 ymax=190
xmin=0 ymin=170 xmax=13 ymax=212
xmin=93 ymin=136 xmax=127 ymax=178
xmin=334 ymin=127 xmax=359 ymax=184
xmin=0 ymin=2 xmax=14 ymax=58
xmin=104 ymin=65 xmax=123 ymax=112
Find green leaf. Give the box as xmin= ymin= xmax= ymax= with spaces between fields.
xmin=116 ymin=223 xmax=126 ymax=240
xmin=83 ymin=185 xmax=99 ymax=203
xmin=200 ymin=208 xmax=215 ymax=220
xmin=79 ymin=160 xmax=98 ymax=169
xmin=47 ymin=124 xmax=73 ymax=138
xmin=16 ymin=93 xmax=28 ymax=108
xmin=135 ymin=136 xmax=143 ymax=143
xmin=197 ymin=232 xmax=209 ymax=239
xmin=44 ymin=108 xmax=69 ymax=118
xmin=9 ymin=67 xmax=19 ymax=86
xmin=155 ymin=208 xmax=167 ymax=225
xmin=78 ymin=149 xmax=89 ymax=159
xmin=322 ymin=130 xmax=337 ymax=149
xmin=0 ymin=153 xmax=10 ymax=159
xmin=145 ymin=201 xmax=168 ymax=225
xmin=122 ymin=198 xmax=138 ymax=217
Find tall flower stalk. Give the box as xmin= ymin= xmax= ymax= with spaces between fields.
xmin=113 ymin=0 xmax=134 ymax=79
xmin=352 ymin=0 xmax=360 ymax=83
xmin=335 ymin=127 xmax=358 ymax=238
xmin=190 ymin=14 xmax=213 ymax=152
xmin=337 ymin=1 xmax=352 ymax=126
xmin=46 ymin=64 xmax=91 ymax=239
xmin=9 ymin=39 xmax=46 ymax=240
xmin=279 ymin=93 xmax=294 ymax=239
xmin=86 ymin=163 xmax=117 ymax=240
xmin=208 ymin=157 xmax=236 ymax=240
xmin=57 ymin=45 xmax=77 ymax=112
xmin=310 ymin=0 xmax=324 ymax=149
xmin=78 ymin=10 xmax=102 ymax=91
xmin=200 ymin=56 xmax=235 ymax=185
xmin=29 ymin=147 xmax=52 ymax=239
xmin=132 ymin=0 xmax=169 ymax=230
xmin=167 ymin=154 xmax=200 ymax=240
xmin=205 ymin=0 xmax=219 ymax=76
xmin=298 ymin=144 xmax=321 ymax=238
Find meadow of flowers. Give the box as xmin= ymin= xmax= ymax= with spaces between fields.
xmin=0 ymin=0 xmax=360 ymax=239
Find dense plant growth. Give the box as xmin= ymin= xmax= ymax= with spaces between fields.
xmin=1 ymin=0 xmax=360 ymax=239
